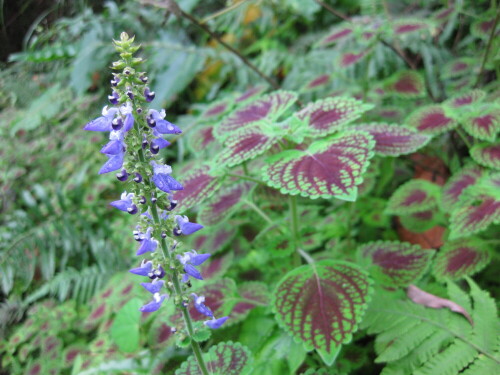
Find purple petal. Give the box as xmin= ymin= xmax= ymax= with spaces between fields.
xmin=124 ymin=113 xmax=134 ymax=132
xmin=100 ymin=140 xmax=123 ymax=155
xmin=152 ymin=174 xmax=184 ymax=193
xmin=109 ymin=199 xmax=130 ymax=212
xmin=192 ymin=294 xmax=214 ymax=317
xmin=98 ymin=153 xmax=124 ymax=174
xmin=181 ymin=273 xmax=189 ymax=283
xmin=140 ymin=294 xmax=167 ymax=312
xmin=190 ymin=253 xmax=211 ymax=266
xmin=181 ymin=221 xmax=204 ymax=235
xmin=185 ymin=264 xmax=203 ymax=280
xmin=155 ymin=119 xmax=182 ymax=134
xmin=204 ymin=316 xmax=229 ymax=329
xmin=129 ymin=261 xmax=153 ymax=276
xmin=136 ymin=239 xmax=158 ymax=255
xmin=83 ymin=116 xmax=112 ymax=131
xmin=152 ymin=137 xmax=171 ymax=149
xmin=140 ymin=280 xmax=165 ymax=294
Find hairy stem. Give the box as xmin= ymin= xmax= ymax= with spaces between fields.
xmin=289 ymin=195 xmax=301 ymax=267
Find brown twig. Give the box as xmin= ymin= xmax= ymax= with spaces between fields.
xmin=475 ymin=9 xmax=500 ymax=88
xmin=141 ymin=0 xmax=280 ymax=90
xmin=313 ymin=0 xmax=350 ymax=21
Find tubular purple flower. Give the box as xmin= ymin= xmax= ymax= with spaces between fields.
xmin=144 ymin=87 xmax=155 ymax=102
xmin=204 ymin=316 xmax=229 ymax=329
xmin=175 ymin=215 xmax=204 ymax=235
xmin=110 ymin=191 xmax=135 ymax=212
xmin=151 ymin=161 xmax=183 ymax=193
xmin=99 ymin=153 xmax=125 ymax=174
xmin=136 ymin=227 xmax=158 ymax=255
xmin=177 ymin=250 xmax=210 ymax=281
xmin=148 ymin=109 xmax=182 ymax=134
xmin=191 ymin=293 xmax=213 ymax=317
xmin=129 ymin=260 xmax=153 ymax=276
xmin=140 ymin=293 xmax=168 ymax=312
xmin=140 ymin=279 xmax=165 ymax=294
xmin=83 ymin=106 xmax=119 ymax=132
xmin=108 ymin=91 xmax=120 ymax=104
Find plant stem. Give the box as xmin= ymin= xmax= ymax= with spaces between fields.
xmin=456 ymin=127 xmax=473 ymax=149
xmin=226 ymin=173 xmax=267 ymax=186
xmin=201 ymin=0 xmax=249 ymax=24
xmin=289 ymin=195 xmax=301 ymax=267
xmin=475 ymin=9 xmax=500 ymax=87
xmin=243 ymin=199 xmax=274 ymax=226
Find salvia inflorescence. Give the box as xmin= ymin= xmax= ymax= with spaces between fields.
xmin=84 ymin=33 xmax=228 ymax=333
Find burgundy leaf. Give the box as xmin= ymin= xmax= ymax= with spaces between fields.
xmin=358 ymin=241 xmax=433 ymax=286
xmin=319 ymin=26 xmax=353 ymax=46
xmin=189 ymin=125 xmax=217 ymax=152
xmin=340 ymin=51 xmax=367 ymax=67
xmin=385 ymin=71 xmax=425 ymax=98
xmin=351 ymin=123 xmax=431 ymax=156
xmin=407 ymin=285 xmax=472 ymax=324
xmin=470 ymin=142 xmax=500 ymax=170
xmin=198 ymin=183 xmax=252 ymax=225
xmin=444 ymin=90 xmax=486 ymax=109
xmin=450 ymin=194 xmax=500 ymax=239
xmin=441 ymin=165 xmax=484 ymax=211
xmin=202 ymin=100 xmax=230 ymax=118
xmin=200 ymin=252 xmax=234 ymax=280
xmin=433 ymin=238 xmax=492 ymax=280
xmin=393 ymin=19 xmax=428 ymax=34
xmin=433 ymin=7 xmax=455 ymax=22
xmin=385 ymin=179 xmax=441 ymax=215
xmin=173 ymin=165 xmax=221 ymax=212
xmin=462 ymin=106 xmax=500 ymax=142
xmin=235 ymin=85 xmax=267 ymax=104
xmin=406 ymin=104 xmax=457 ymax=135
xmin=263 ymin=131 xmax=375 ymax=200
xmin=305 ymin=74 xmax=330 ymax=90
xmin=230 ymin=282 xmax=269 ymax=324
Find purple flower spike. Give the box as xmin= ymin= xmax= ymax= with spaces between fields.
xmin=140 ymin=279 xmax=165 ymax=294
xmin=140 ymin=293 xmax=168 ymax=312
xmin=175 ymin=215 xmax=204 ymax=235
xmin=204 ymin=316 xmax=229 ymax=329
xmin=129 ymin=260 xmax=153 ymax=276
xmin=144 ymin=87 xmax=155 ymax=102
xmin=191 ymin=293 xmax=213 ymax=317
xmin=148 ymin=109 xmax=182 ymax=135
xmin=110 ymin=191 xmax=135 ymax=212
xmin=151 ymin=161 xmax=183 ymax=193
xmin=108 ymin=91 xmax=120 ymax=105
xmin=83 ymin=106 xmax=119 ymax=132
xmin=136 ymin=227 xmax=158 ymax=255
xmin=185 ymin=264 xmax=203 ymax=280
xmin=99 ymin=152 xmax=124 ymax=174
xmin=177 ymin=250 xmax=210 ymax=281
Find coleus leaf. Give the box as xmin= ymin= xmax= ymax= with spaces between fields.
xmin=262 ymin=131 xmax=375 ymax=200
xmin=231 ymin=282 xmax=269 ymax=324
xmin=216 ymin=125 xmax=282 ymax=167
xmin=351 ymin=123 xmax=431 ymax=156
xmin=442 ymin=57 xmax=477 ymax=79
xmin=192 ymin=226 xmax=237 ymax=255
xmin=273 ymin=261 xmax=372 ymax=366
xmin=294 ymin=98 xmax=374 ymax=138
xmin=385 ymin=179 xmax=441 ymax=215
xmin=303 ymin=74 xmax=330 ymax=91
xmin=173 ymin=165 xmax=221 ymax=212
xmin=399 ymin=209 xmax=441 ymax=233
xmin=461 ymin=105 xmax=500 ymax=142
xmin=357 ymin=241 xmax=434 ymax=287
xmin=317 ymin=26 xmax=353 ymax=47
xmin=189 ymin=125 xmax=217 ymax=153
xmin=406 ymin=104 xmax=457 ymax=135
xmin=215 ymin=90 xmax=298 ymax=140
xmin=175 ymin=341 xmax=253 ymax=375
xmin=392 ymin=19 xmax=430 ymax=35
xmin=201 ymin=100 xmax=231 ymax=119
xmin=384 ymin=71 xmax=425 ymax=98
xmin=433 ymin=7 xmax=455 ymax=23
xmin=235 ymin=85 xmax=267 ymax=105
xmin=433 ymin=238 xmax=492 ymax=280
xmin=471 ymin=15 xmax=499 ymax=39
xmin=443 ymin=90 xmax=486 ymax=110
xmin=441 ymin=164 xmax=484 ymax=211
xmin=470 ymin=142 xmax=500 ymax=170
xmin=198 ymin=182 xmax=252 ymax=225
xmin=449 ymin=174 xmax=500 ymax=239
xmin=339 ymin=51 xmax=367 ymax=68
xmin=371 ymin=106 xmax=403 ymax=122
xmin=200 ymin=252 xmax=234 ymax=280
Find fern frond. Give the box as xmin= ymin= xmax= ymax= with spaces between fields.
xmin=363 ymin=280 xmax=500 ymax=375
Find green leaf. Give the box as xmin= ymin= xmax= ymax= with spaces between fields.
xmin=110 ymin=298 xmax=142 ymax=353
xmin=273 ymin=260 xmax=372 ymax=366
xmin=385 ymin=179 xmax=441 ymax=215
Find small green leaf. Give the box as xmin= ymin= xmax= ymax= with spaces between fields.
xmin=110 ymin=298 xmax=142 ymax=353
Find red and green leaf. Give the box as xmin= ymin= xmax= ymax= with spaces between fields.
xmin=433 ymin=7 xmax=455 ymax=23
xmin=392 ymin=19 xmax=430 ymax=35
xmin=444 ymin=90 xmax=486 ymax=109
xmin=441 ymin=164 xmax=484 ymax=211
xmin=433 ymin=238 xmax=492 ymax=280
xmin=303 ymin=74 xmax=331 ymax=91
xmin=357 ymin=241 xmax=433 ymax=286
xmin=385 ymin=71 xmax=425 ymax=98
xmin=175 ymin=341 xmax=252 ymax=375
xmin=231 ymin=282 xmax=269 ymax=324
xmin=461 ymin=105 xmax=500 ymax=142
xmin=351 ymin=123 xmax=431 ymax=156
xmin=215 ymin=90 xmax=298 ymax=140
xmin=442 ymin=58 xmax=477 ymax=79
xmin=273 ymin=261 xmax=372 ymax=365
xmin=173 ymin=165 xmax=221 ymax=212
xmin=235 ymin=85 xmax=267 ymax=105
xmin=202 ymin=100 xmax=231 ymax=119
xmin=262 ymin=131 xmax=375 ymax=200
xmin=318 ymin=26 xmax=353 ymax=47
xmin=189 ymin=125 xmax=217 ymax=153
xmin=200 ymin=252 xmax=234 ymax=280
xmin=339 ymin=51 xmax=367 ymax=68
xmin=399 ymin=209 xmax=441 ymax=233
xmin=385 ymin=179 xmax=441 ymax=215
xmin=216 ymin=126 xmax=281 ymax=167
xmin=294 ymin=98 xmax=374 ymax=138
xmin=470 ymin=142 xmax=500 ymax=170
xmin=406 ymin=104 xmax=457 ymax=135
xmin=471 ymin=15 xmax=499 ymax=39
xmin=198 ymin=182 xmax=252 ymax=225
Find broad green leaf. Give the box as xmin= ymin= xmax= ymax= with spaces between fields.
xmin=110 ymin=298 xmax=142 ymax=353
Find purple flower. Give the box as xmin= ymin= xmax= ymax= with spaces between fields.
xmin=108 ymin=90 xmax=120 ymax=104
xmin=129 ymin=260 xmax=153 ymax=276
xmin=120 ymin=102 xmax=135 ymax=132
xmin=177 ymin=250 xmax=210 ymax=281
xmin=191 ymin=293 xmax=213 ymax=317
xmin=144 ymin=87 xmax=155 ymax=102
xmin=83 ymin=106 xmax=119 ymax=132
xmin=204 ymin=316 xmax=229 ymax=329
xmin=147 ymin=109 xmax=182 ymax=134
xmin=136 ymin=227 xmax=158 ymax=255
xmin=140 ymin=279 xmax=165 ymax=294
xmin=110 ymin=191 xmax=138 ymax=214
xmin=151 ymin=161 xmax=183 ymax=193
xmin=174 ymin=215 xmax=203 ymax=235
xmin=140 ymin=293 xmax=168 ymax=312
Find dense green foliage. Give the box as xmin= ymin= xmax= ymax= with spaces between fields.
xmin=1 ymin=1 xmax=499 ymax=374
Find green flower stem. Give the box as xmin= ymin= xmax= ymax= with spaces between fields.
xmin=456 ymin=127 xmax=473 ymax=149
xmin=289 ymin=195 xmax=301 ymax=267
xmin=242 ymin=199 xmax=274 ymax=226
